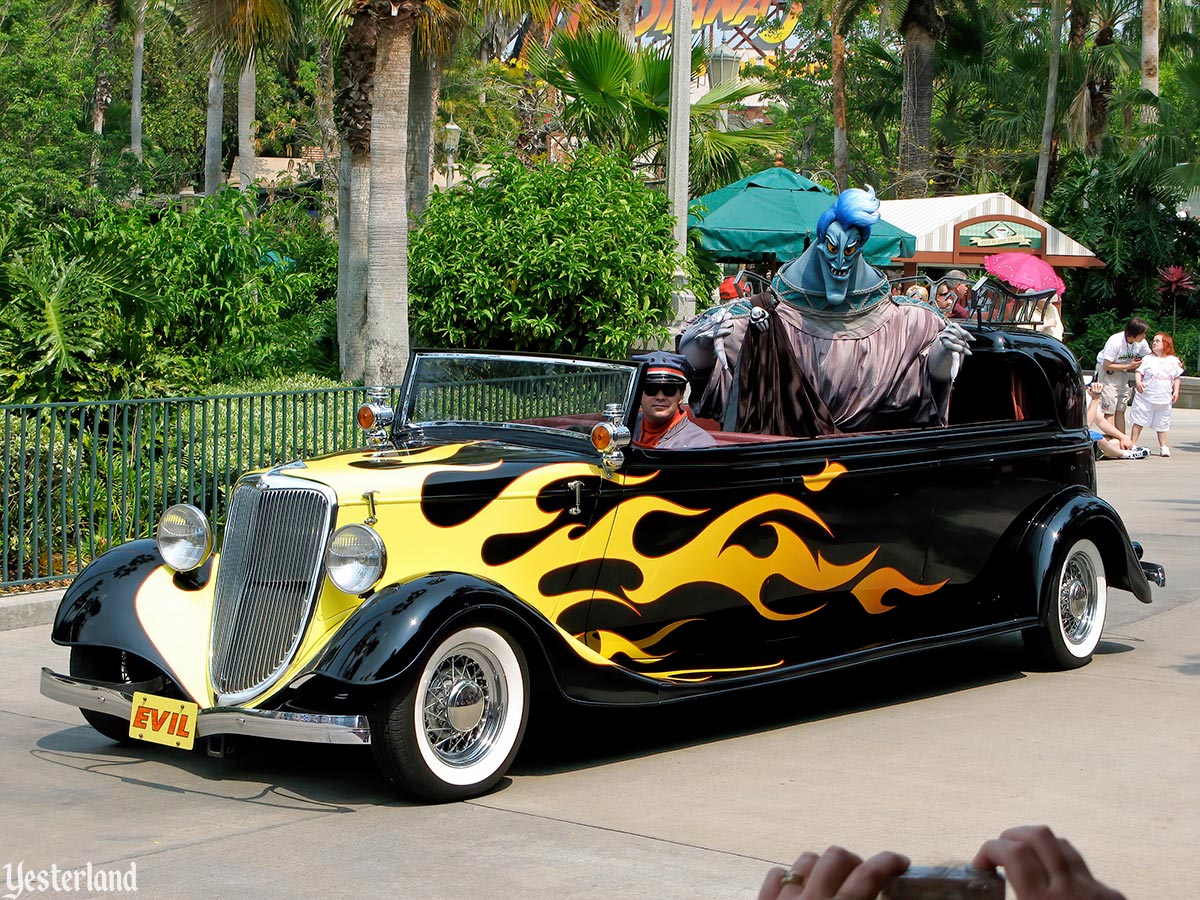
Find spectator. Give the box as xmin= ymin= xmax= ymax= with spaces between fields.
xmin=905 ymin=284 xmax=929 ymax=304
xmin=630 ymin=351 xmax=716 ymax=449
xmin=1087 ymin=382 xmax=1148 ymax=459
xmin=934 ymin=283 xmax=969 ymax=319
xmin=1129 ymin=332 xmax=1184 ymax=456
xmin=1035 ymin=295 xmax=1064 ymax=340
xmin=758 ymin=824 xmax=1126 ymax=900
xmin=945 ymin=269 xmax=973 ymax=311
xmin=1094 ymin=318 xmax=1150 ymax=434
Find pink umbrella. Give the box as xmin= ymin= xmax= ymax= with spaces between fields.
xmin=983 ymin=252 xmax=1065 ymax=298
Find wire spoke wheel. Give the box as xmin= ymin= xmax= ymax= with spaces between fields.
xmin=1058 ymin=550 xmax=1099 ymax=645
xmin=371 ymin=624 xmax=529 ymax=802
xmin=421 ymin=648 xmax=505 ymax=767
xmin=1025 ymin=537 xmax=1107 ymax=670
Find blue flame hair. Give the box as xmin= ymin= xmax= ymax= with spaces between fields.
xmin=816 ymin=186 xmax=880 ymax=244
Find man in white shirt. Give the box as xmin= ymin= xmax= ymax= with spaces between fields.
xmin=1094 ymin=317 xmax=1150 ymax=433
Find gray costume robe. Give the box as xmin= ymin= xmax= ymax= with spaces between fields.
xmin=688 ymin=258 xmax=950 ymax=437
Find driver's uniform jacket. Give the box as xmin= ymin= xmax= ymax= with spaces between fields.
xmin=633 ymin=413 xmax=717 ymax=449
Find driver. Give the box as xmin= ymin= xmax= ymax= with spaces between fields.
xmin=631 ymin=352 xmax=717 ymax=449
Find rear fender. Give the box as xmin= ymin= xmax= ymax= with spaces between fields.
xmin=1022 ymin=490 xmax=1153 ymax=606
xmin=302 ymin=573 xmax=660 ymax=705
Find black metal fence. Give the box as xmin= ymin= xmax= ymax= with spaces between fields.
xmin=2 ymin=386 xmax=398 ymax=590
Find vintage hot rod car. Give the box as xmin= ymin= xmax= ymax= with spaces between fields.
xmin=42 ymin=323 xmax=1164 ymax=801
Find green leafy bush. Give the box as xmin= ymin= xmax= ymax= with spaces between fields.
xmin=408 ymin=148 xmax=680 ymax=358
xmin=0 ymin=190 xmax=338 ymax=402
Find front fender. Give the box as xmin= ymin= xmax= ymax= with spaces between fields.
xmin=1022 ymin=489 xmax=1153 ymax=605
xmin=52 ymin=539 xmax=165 ymax=654
xmin=304 ymin=573 xmax=660 ymax=705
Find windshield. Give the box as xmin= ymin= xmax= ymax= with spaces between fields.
xmin=402 ymin=352 xmax=639 ymax=436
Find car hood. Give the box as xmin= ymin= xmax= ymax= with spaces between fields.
xmin=278 ymin=439 xmax=599 ymax=511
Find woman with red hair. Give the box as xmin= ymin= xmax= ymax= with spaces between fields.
xmin=1130 ymin=332 xmax=1184 ymax=456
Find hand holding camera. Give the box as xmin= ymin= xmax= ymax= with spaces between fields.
xmin=758 ymin=825 xmax=1124 ymax=900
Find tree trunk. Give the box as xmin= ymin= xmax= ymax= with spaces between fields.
xmin=238 ymin=53 xmax=257 ymax=192
xmin=1140 ymin=0 xmax=1159 ymax=124
xmin=618 ymin=0 xmax=637 ymax=42
xmin=407 ymin=49 xmax=435 ymax=219
xmin=1084 ymin=12 xmax=1115 ymax=156
xmin=316 ymin=39 xmax=340 ymax=225
xmin=831 ymin=31 xmax=849 ymax=193
xmin=90 ymin=10 xmax=117 ymax=152
xmin=130 ymin=0 xmax=147 ymax=159
xmin=1068 ymin=0 xmax=1090 ymax=49
xmin=338 ymin=141 xmax=369 ymax=383
xmin=897 ymin=22 xmax=937 ymax=198
xmin=1033 ymin=0 xmax=1064 ymax=213
xmin=204 ymin=49 xmax=227 ymax=195
xmin=364 ymin=17 xmax=414 ymax=386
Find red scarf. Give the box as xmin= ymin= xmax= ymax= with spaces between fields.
xmin=637 ymin=409 xmax=685 ymax=448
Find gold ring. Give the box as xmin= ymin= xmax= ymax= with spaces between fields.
xmin=779 ymin=870 xmax=807 ymax=888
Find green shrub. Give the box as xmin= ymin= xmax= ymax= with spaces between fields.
xmin=0 ymin=190 xmax=338 ymax=402
xmin=408 ymin=148 xmax=680 ymax=358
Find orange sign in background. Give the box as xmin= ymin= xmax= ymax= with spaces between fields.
xmin=635 ymin=0 xmax=803 ymax=46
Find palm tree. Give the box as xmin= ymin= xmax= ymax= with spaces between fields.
xmin=1141 ymin=0 xmax=1160 ymax=123
xmin=1034 ymin=0 xmax=1066 ymax=211
xmin=180 ymin=0 xmax=302 ymax=191
xmin=332 ymin=3 xmax=375 ymax=383
xmin=363 ymin=0 xmax=425 ymax=386
xmin=528 ymin=27 xmax=780 ymax=196
xmin=895 ymin=0 xmax=941 ymax=197
xmin=53 ymin=0 xmax=152 ymax=159
xmin=1065 ymin=0 xmax=1138 ymax=157
xmin=821 ymin=0 xmax=877 ymax=190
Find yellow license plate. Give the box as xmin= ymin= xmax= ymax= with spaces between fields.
xmin=129 ymin=692 xmax=199 ymax=750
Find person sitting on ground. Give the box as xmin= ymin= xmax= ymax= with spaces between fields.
xmin=631 ymin=351 xmax=716 ymax=449
xmin=758 ymin=824 xmax=1126 ymax=900
xmin=1087 ymin=381 xmax=1148 ymax=459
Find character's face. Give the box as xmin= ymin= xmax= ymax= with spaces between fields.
xmin=640 ymin=381 xmax=684 ymax=426
xmin=1152 ymin=335 xmax=1165 ymax=355
xmin=817 ymin=221 xmax=864 ymax=305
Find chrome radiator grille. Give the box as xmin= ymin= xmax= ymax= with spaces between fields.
xmin=210 ymin=479 xmax=334 ymax=702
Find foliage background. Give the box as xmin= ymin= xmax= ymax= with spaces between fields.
xmin=409 ymin=149 xmax=701 ymax=358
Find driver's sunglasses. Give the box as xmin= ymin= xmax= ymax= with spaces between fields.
xmin=644 ymin=383 xmax=684 ymax=398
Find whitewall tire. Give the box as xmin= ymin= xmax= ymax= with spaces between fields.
xmin=372 ymin=624 xmax=529 ymax=802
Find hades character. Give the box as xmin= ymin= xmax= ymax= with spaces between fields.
xmin=681 ymin=187 xmax=971 ymax=436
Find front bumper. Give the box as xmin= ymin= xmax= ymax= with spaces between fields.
xmin=40 ymin=668 xmax=372 ymax=745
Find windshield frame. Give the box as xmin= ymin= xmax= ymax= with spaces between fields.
xmin=397 ymin=350 xmax=642 ymax=440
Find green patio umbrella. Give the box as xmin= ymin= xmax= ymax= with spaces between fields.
xmin=688 ymin=167 xmax=916 ymax=267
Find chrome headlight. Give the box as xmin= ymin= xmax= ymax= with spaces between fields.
xmin=325 ymin=524 xmax=387 ymax=594
xmin=156 ymin=504 xmax=213 ymax=572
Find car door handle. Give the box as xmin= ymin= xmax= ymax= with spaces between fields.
xmin=566 ymin=480 xmax=585 ymax=516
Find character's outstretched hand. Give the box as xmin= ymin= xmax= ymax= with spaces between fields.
xmin=929 ymin=321 xmax=973 ymax=382
xmin=679 ymin=305 xmax=737 ymax=373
